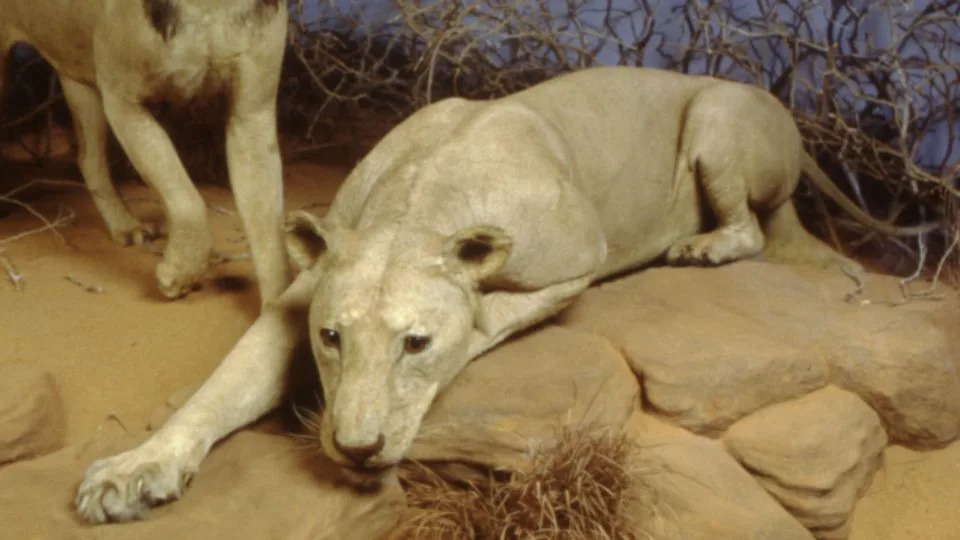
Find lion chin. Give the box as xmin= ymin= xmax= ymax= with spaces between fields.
xmin=336 ymin=464 xmax=396 ymax=493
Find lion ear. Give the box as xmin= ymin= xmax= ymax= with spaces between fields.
xmin=443 ymin=226 xmax=513 ymax=283
xmin=284 ymin=210 xmax=338 ymax=271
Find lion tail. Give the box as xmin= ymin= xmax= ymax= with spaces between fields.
xmin=761 ymin=200 xmax=863 ymax=276
xmin=800 ymin=151 xmax=939 ymax=237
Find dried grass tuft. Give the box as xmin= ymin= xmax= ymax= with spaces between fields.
xmin=392 ymin=428 xmax=650 ymax=540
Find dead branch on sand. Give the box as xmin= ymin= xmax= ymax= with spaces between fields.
xmin=64 ymin=274 xmax=105 ymax=294
xmin=0 ymin=181 xmax=81 ymax=291
xmin=0 ymin=250 xmax=25 ymax=291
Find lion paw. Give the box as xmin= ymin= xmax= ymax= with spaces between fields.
xmin=93 ymin=200 xmax=156 ymax=247
xmin=155 ymin=240 xmax=212 ymax=299
xmin=75 ymin=447 xmax=193 ymax=524
xmin=666 ymin=235 xmax=729 ymax=265
xmin=666 ymin=227 xmax=763 ymax=266
xmin=156 ymin=261 xmax=207 ymax=299
xmin=109 ymin=221 xmax=159 ymax=246
xmin=98 ymin=205 xmax=159 ymax=247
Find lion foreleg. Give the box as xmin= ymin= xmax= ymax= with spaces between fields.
xmin=100 ymin=88 xmax=212 ymax=299
xmin=468 ymin=275 xmax=592 ymax=359
xmin=75 ymin=270 xmax=317 ymax=523
xmin=225 ymin=106 xmax=289 ymax=307
xmin=223 ymin=24 xmax=289 ymax=307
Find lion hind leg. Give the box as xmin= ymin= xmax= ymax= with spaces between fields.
xmin=61 ymin=77 xmax=157 ymax=245
xmin=666 ymin=155 xmax=765 ymax=266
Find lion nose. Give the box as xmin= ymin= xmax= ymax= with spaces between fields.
xmin=333 ymin=432 xmax=385 ymax=466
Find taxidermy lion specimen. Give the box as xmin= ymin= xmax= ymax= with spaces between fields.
xmin=76 ymin=66 xmax=933 ymax=523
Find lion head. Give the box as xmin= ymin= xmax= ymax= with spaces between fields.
xmin=285 ymin=210 xmax=512 ymax=474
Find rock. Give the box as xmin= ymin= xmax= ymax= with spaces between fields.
xmin=559 ymin=262 xmax=960 ymax=445
xmin=723 ymin=385 xmax=887 ymax=538
xmin=408 ymin=325 xmax=640 ymax=471
xmin=0 ymin=362 xmax=66 ymax=465
xmin=0 ymin=424 xmax=404 ymax=540
xmin=828 ymin=311 xmax=960 ymax=448
xmin=559 ymin=263 xmax=830 ymax=435
xmin=622 ymin=412 xmax=813 ymax=540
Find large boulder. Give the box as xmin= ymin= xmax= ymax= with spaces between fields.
xmin=559 ymin=262 xmax=960 ymax=446
xmin=827 ymin=311 xmax=960 ymax=448
xmin=0 ymin=362 xmax=66 ymax=465
xmin=623 ymin=412 xmax=814 ymax=540
xmin=558 ymin=263 xmax=831 ymax=435
xmin=408 ymin=325 xmax=640 ymax=471
xmin=723 ymin=385 xmax=887 ymax=539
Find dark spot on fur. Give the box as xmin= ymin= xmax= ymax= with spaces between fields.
xmin=458 ymin=237 xmax=494 ymax=263
xmin=144 ymin=0 xmax=180 ymax=42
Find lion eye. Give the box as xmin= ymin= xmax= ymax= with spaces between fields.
xmin=319 ymin=328 xmax=341 ymax=349
xmin=403 ymin=335 xmax=431 ymax=354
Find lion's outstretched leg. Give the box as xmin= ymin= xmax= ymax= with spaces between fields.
xmin=61 ymin=77 xmax=157 ymax=245
xmin=468 ymin=275 xmax=593 ymax=359
xmin=75 ymin=269 xmax=317 ymax=523
xmin=100 ymin=88 xmax=212 ymax=299
xmin=666 ymin=154 xmax=765 ymax=266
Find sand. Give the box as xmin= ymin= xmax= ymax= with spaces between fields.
xmin=1 ymin=160 xmax=958 ymax=538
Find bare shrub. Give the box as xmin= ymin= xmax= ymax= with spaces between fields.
xmin=283 ymin=0 xmax=659 ymax=151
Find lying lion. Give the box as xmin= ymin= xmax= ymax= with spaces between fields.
xmin=76 ymin=66 xmax=934 ymax=523
xmin=1 ymin=0 xmax=290 ymax=305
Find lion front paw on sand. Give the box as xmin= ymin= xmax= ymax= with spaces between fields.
xmin=76 ymin=444 xmax=194 ymax=523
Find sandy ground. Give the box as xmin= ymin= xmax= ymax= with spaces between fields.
xmin=1 ymin=159 xmax=959 ymax=538
xmin=0 ymin=160 xmax=342 ymax=443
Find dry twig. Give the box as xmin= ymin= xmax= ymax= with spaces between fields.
xmin=64 ymin=274 xmax=106 ymax=294
xmin=0 ymin=249 xmax=25 ymax=291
